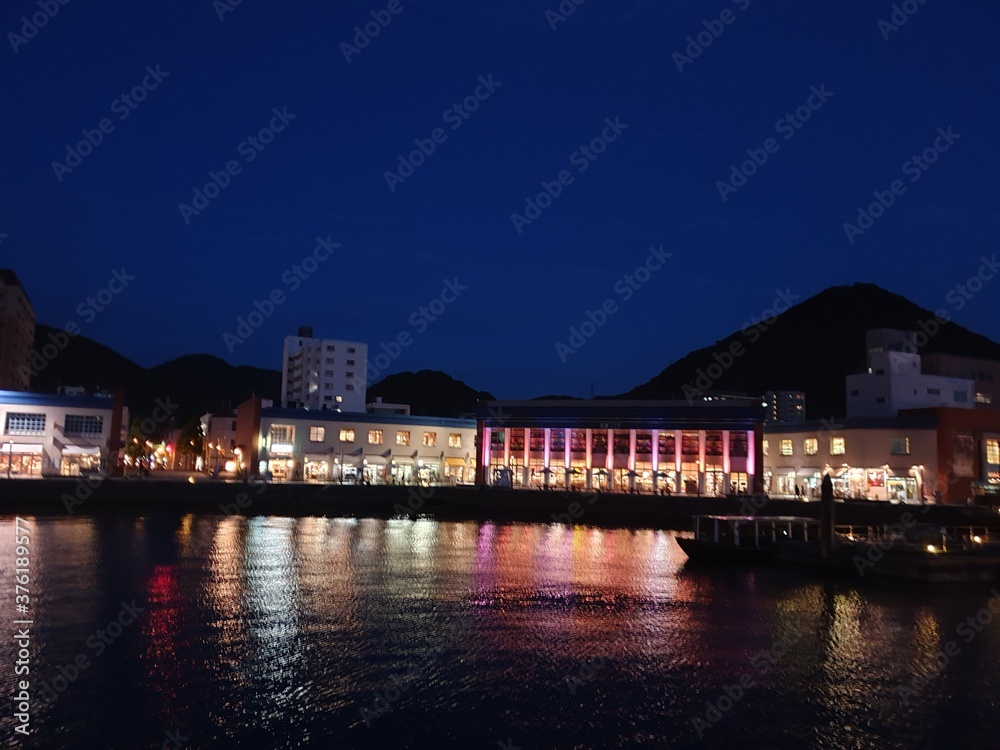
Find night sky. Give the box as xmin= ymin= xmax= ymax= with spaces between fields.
xmin=2 ymin=0 xmax=998 ymax=399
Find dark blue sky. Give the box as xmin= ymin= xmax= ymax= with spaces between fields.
xmin=2 ymin=0 xmax=998 ymax=399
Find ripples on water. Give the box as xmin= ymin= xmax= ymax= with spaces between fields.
xmin=1 ymin=515 xmax=999 ymax=749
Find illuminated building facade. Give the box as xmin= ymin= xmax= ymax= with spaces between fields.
xmin=237 ymin=395 xmax=476 ymax=485
xmin=0 ymin=269 xmax=36 ymax=391
xmin=763 ymin=407 xmax=1000 ymax=503
xmin=280 ymin=326 xmax=368 ymax=412
xmin=476 ymin=400 xmax=765 ymax=495
xmin=0 ymin=389 xmax=125 ymax=477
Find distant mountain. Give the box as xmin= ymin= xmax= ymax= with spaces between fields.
xmin=620 ymin=283 xmax=1000 ymax=418
xmin=27 ymin=283 xmax=999 ymax=425
xmin=31 ymin=325 xmax=281 ymax=424
xmin=366 ymin=370 xmax=494 ymax=417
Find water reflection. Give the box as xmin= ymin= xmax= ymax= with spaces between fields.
xmin=0 ymin=515 xmax=998 ymax=748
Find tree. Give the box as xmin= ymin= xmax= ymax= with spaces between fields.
xmin=177 ymin=417 xmax=204 ymax=470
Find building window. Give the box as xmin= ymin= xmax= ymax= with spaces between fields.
xmin=763 ymin=440 xmax=769 ymax=456
xmin=658 ymin=432 xmax=676 ymax=454
xmin=338 ymin=428 xmax=355 ymax=443
xmin=954 ymin=391 xmax=968 ymax=403
xmin=681 ymin=432 xmax=699 ymax=455
xmin=347 ymin=360 xmax=355 ymax=366
xmin=804 ymin=438 xmax=818 ymax=456
xmin=849 ymin=390 xmax=860 ymax=397
xmin=876 ymin=397 xmax=885 ymax=404
xmin=986 ymin=439 xmax=999 ymax=465
xmin=449 ymin=433 xmax=462 ymax=448
xmin=64 ymin=415 xmax=104 ymax=437
xmin=309 ymin=426 xmax=325 ymax=442
xmin=369 ymin=429 xmax=383 ymax=445
xmin=875 ymin=369 xmax=884 ymax=375
xmin=336 ymin=396 xmax=343 ymax=403
xmin=396 ymin=431 xmax=410 ymax=446
xmin=551 ymin=430 xmax=565 ymax=452
xmin=347 ymin=347 xmax=355 ymax=353
xmin=976 ymin=392 xmax=993 ymax=404
xmin=780 ymin=439 xmax=793 ymax=456
xmin=5 ymin=412 xmax=45 ymax=435
xmin=570 ymin=430 xmax=587 ymax=452
xmin=423 ymin=432 xmax=436 ymax=447
xmin=927 ymin=388 xmax=941 ymax=396
xmin=346 ymin=372 xmax=354 ymax=379
xmin=830 ymin=437 xmax=846 ymax=455
xmin=270 ymin=424 xmax=294 ymax=444
xmin=325 ymin=358 xmax=334 ymax=364
xmin=890 ymin=437 xmax=910 ymax=455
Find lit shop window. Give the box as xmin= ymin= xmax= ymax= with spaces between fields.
xmin=890 ymin=437 xmax=910 ymax=455
xmin=803 ymin=438 xmax=818 ymax=456
xmin=986 ymin=439 xmax=999 ymax=465
xmin=339 ymin=428 xmax=355 ymax=443
xmin=780 ymin=439 xmax=793 ymax=456
xmin=830 ymin=437 xmax=846 ymax=455
xmin=423 ymin=432 xmax=437 ymax=447
xmin=309 ymin=426 xmax=325 ymax=442
xmin=396 ymin=431 xmax=410 ymax=446
xmin=369 ymin=430 xmax=383 ymax=445
xmin=763 ymin=440 xmax=769 ymax=456
xmin=448 ymin=433 xmax=462 ymax=448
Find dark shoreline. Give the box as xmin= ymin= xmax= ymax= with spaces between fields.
xmin=2 ymin=478 xmax=998 ymax=532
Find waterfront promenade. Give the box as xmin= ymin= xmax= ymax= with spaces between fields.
xmin=1 ymin=477 xmax=997 ymax=532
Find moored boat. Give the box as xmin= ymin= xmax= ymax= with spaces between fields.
xmin=676 ymin=515 xmax=821 ymax=562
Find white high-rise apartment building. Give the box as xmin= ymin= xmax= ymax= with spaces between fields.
xmin=281 ymin=327 xmax=368 ymax=412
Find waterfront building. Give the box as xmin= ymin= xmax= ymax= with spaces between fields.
xmin=0 ymin=389 xmax=125 ymax=477
xmin=476 ymin=399 xmax=765 ymax=495
xmin=0 ymin=269 xmax=36 ymax=391
xmin=847 ymin=329 xmax=974 ymax=417
xmin=763 ymin=407 xmax=1000 ymax=503
xmin=236 ymin=395 xmax=476 ymax=484
xmin=920 ymin=352 xmax=1000 ymax=409
xmin=280 ymin=326 xmax=368 ymax=412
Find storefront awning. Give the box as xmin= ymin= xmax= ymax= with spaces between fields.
xmin=62 ymin=445 xmax=101 ymax=456
xmin=1 ymin=443 xmax=43 ymax=454
xmin=444 ymin=457 xmax=466 ymax=467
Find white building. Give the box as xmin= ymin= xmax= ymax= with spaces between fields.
xmin=846 ymin=349 xmax=974 ymax=417
xmin=280 ymin=326 xmax=368 ymax=412
xmin=0 ymin=390 xmax=125 ymax=477
xmin=238 ymin=395 xmax=477 ymax=485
